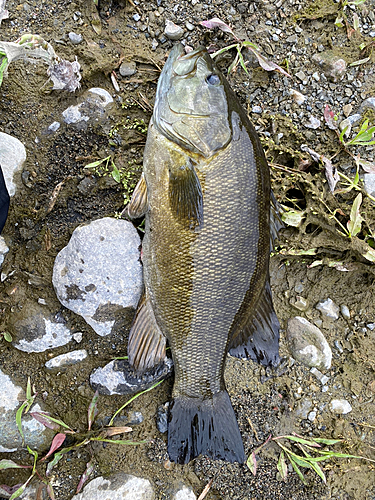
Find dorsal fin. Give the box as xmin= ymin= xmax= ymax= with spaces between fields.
xmin=128 ymin=173 xmax=149 ymax=219
xmin=128 ymin=293 xmax=166 ymax=373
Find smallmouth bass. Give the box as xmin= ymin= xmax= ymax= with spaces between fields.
xmin=128 ymin=44 xmax=280 ymax=464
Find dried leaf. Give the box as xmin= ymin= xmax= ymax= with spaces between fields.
xmin=101 ymin=427 xmax=133 ymax=438
xmin=323 ymin=105 xmax=338 ymax=130
xmin=76 ymin=461 xmax=95 ymax=494
xmin=200 ymin=18 xmax=234 ymax=36
xmin=347 ymin=193 xmax=363 ymax=237
xmin=246 ymin=46 xmax=291 ymax=77
xmin=41 ymin=433 xmax=66 ymax=461
xmin=88 ymin=390 xmax=99 ymax=431
xmin=31 ymin=412 xmax=61 ymax=432
xmin=0 ymin=0 xmax=8 ymax=26
xmin=46 ymin=481 xmax=56 ymax=500
xmin=301 ymin=145 xmax=339 ymax=193
xmin=281 ymin=209 xmax=305 ymax=228
xmin=354 ymin=155 xmax=375 ymax=173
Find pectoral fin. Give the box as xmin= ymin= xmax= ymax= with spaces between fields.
xmin=128 ymin=173 xmax=148 ymax=219
xmin=228 ymin=278 xmax=280 ymax=368
xmin=169 ymin=160 xmax=203 ymax=228
xmin=128 ymin=293 xmax=166 ymax=373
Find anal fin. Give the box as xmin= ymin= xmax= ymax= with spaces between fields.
xmin=128 ymin=293 xmax=166 ymax=373
xmin=128 ymin=173 xmax=148 ymax=219
xmin=229 ymin=278 xmax=280 ymax=368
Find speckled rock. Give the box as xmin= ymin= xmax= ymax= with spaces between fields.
xmin=71 ymin=473 xmax=155 ymax=500
xmin=286 ymin=316 xmax=332 ymax=371
xmin=62 ymin=87 xmax=113 ymax=126
xmin=119 ymin=61 xmax=137 ymax=76
xmin=0 ymin=132 xmax=26 ymax=196
xmin=11 ymin=305 xmax=74 ymax=353
xmin=173 ymin=487 xmax=197 ymax=500
xmin=53 ymin=218 xmax=143 ymax=337
xmin=90 ymin=358 xmax=173 ymax=395
xmin=0 ymin=368 xmax=55 ymax=452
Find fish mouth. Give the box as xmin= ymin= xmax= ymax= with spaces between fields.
xmin=172 ymin=45 xmax=207 ymax=77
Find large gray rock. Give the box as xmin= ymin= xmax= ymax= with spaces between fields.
xmin=0 ymin=368 xmax=55 ymax=452
xmin=286 ymin=316 xmax=332 ymax=371
xmin=71 ymin=473 xmax=155 ymax=500
xmin=0 ymin=132 xmax=26 ymax=196
xmin=53 ymin=218 xmax=143 ymax=337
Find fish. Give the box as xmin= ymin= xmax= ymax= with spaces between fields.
xmin=127 ymin=44 xmax=280 ymax=464
xmin=0 ymin=165 xmax=9 ymax=234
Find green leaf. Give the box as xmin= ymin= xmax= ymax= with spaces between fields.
xmin=1 ymin=331 xmax=12 ymax=342
xmin=288 ymin=455 xmax=307 ymax=484
xmin=46 ymin=446 xmax=75 ymax=476
xmin=84 ymin=156 xmax=110 ymax=170
xmin=111 ymin=164 xmax=121 ymax=183
xmin=9 ymin=475 xmax=34 ymax=500
xmin=90 ymin=438 xmax=148 ymax=445
xmin=88 ymin=390 xmax=99 ymax=431
xmin=108 ymin=379 xmax=164 ymax=426
xmin=26 ymin=377 xmax=32 ymax=402
xmin=275 ymin=435 xmax=320 ymax=447
xmin=277 ymin=451 xmax=288 ymax=480
xmin=211 ymin=43 xmax=239 ymax=59
xmin=237 ymin=46 xmax=250 ymax=76
xmin=227 ymin=51 xmax=240 ymax=74
xmin=309 ymin=460 xmax=326 ymax=483
xmin=34 ymin=413 xmax=73 ymax=431
xmin=312 ymin=438 xmax=342 ymax=445
xmin=16 ymin=401 xmax=28 ymax=444
xmin=347 ymin=193 xmax=363 ymax=237
xmin=246 ymin=452 xmax=257 ymax=476
xmin=0 ymin=459 xmax=30 ymax=470
xmin=339 ymin=125 xmax=349 ymax=143
xmin=27 ymin=446 xmax=38 ymax=473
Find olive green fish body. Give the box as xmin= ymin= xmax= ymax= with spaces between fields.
xmin=128 ymin=44 xmax=280 ymax=464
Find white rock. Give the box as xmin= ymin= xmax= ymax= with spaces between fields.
xmin=329 ymin=399 xmax=352 ymax=415
xmin=53 ymin=218 xmax=143 ymax=337
xmin=0 ymin=132 xmax=27 ymax=196
xmin=62 ymin=87 xmax=113 ymax=125
xmin=164 ymin=20 xmax=184 ymax=40
xmin=286 ymin=316 xmax=332 ymax=371
xmin=0 ymin=235 xmax=9 ymax=268
xmin=14 ymin=317 xmax=74 ymax=353
xmin=71 ymin=474 xmax=155 ymax=500
xmin=174 ymin=487 xmax=197 ymax=500
xmin=45 ymin=349 xmax=88 ymax=370
xmin=316 ymin=298 xmax=339 ymax=320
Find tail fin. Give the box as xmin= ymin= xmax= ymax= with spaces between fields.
xmin=168 ymin=391 xmax=245 ymax=464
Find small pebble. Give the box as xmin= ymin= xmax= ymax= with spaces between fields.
xmin=133 ymin=13 xmax=141 ymax=22
xmin=292 ymin=296 xmax=309 ymax=312
xmin=185 ymin=22 xmax=194 ymax=31
xmin=340 ymin=305 xmax=350 ymax=320
xmin=68 ymin=32 xmax=83 ymax=44
xmin=290 ymin=89 xmax=305 ymax=105
xmin=308 ymin=411 xmax=317 ymax=422
xmin=119 ymin=61 xmax=137 ymax=77
xmin=367 ymin=323 xmax=375 ymax=331
xmin=310 ymin=367 xmax=329 ymax=385
xmin=127 ymin=411 xmax=143 ymax=425
xmin=48 ymin=121 xmax=60 ymax=132
xmin=164 ymin=19 xmax=184 ymax=40
xmin=304 ymin=116 xmax=321 ymax=129
xmin=329 ymin=399 xmax=352 ymax=415
xmin=252 ymin=105 xmax=262 ymax=114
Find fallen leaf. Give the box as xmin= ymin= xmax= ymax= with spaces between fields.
xmin=323 ymin=105 xmax=338 ymax=130
xmin=200 ymin=18 xmax=234 ymax=36
xmin=246 ymin=45 xmax=291 ymax=77
xmin=347 ymin=193 xmax=363 ymax=238
xmin=354 ymin=156 xmax=375 ymax=174
xmin=301 ymin=145 xmax=339 ymax=193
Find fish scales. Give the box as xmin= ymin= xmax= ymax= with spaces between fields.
xmin=127 ymin=44 xmax=280 ymax=464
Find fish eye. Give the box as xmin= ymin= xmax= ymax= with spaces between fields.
xmin=206 ymin=74 xmax=220 ymax=85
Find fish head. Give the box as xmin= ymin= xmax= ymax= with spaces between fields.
xmin=154 ymin=44 xmax=232 ymax=158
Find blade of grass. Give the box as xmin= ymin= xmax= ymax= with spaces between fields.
xmin=108 ymin=379 xmax=164 ymax=426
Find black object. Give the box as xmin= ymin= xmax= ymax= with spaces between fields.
xmin=0 ymin=165 xmax=10 ymax=234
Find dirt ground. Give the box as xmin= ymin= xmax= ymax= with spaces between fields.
xmin=0 ymin=0 xmax=374 ymax=499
